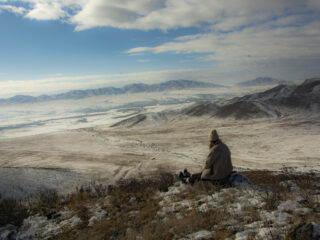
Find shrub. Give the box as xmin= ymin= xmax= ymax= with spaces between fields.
xmin=0 ymin=198 xmax=29 ymax=227
xmin=31 ymin=189 xmax=62 ymax=216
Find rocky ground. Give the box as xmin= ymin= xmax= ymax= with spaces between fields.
xmin=1 ymin=170 xmax=320 ymax=240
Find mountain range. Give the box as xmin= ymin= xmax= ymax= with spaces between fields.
xmin=234 ymin=78 xmax=320 ymax=109
xmin=180 ymin=78 xmax=320 ymax=120
xmin=0 ymin=80 xmax=223 ymax=104
xmin=236 ymin=77 xmax=288 ymax=86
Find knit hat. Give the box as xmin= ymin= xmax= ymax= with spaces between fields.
xmin=208 ymin=129 xmax=219 ymax=141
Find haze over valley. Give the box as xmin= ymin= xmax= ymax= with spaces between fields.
xmin=1 ymin=78 xmax=319 ymax=199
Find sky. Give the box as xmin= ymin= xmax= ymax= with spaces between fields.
xmin=0 ymin=0 xmax=320 ymax=98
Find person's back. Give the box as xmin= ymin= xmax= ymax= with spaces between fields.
xmin=179 ymin=129 xmax=233 ymax=185
xmin=201 ymin=139 xmax=233 ymax=180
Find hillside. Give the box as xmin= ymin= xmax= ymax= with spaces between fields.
xmin=109 ymin=78 xmax=319 ymax=127
xmin=181 ymin=102 xmax=220 ymax=117
xmin=1 ymin=170 xmax=319 ymax=240
xmin=237 ymin=77 xmax=288 ymax=87
xmin=236 ymin=78 xmax=320 ymax=109
xmin=214 ymin=101 xmax=280 ymax=120
xmin=110 ymin=112 xmax=169 ymax=128
xmin=175 ymin=78 xmax=319 ymax=121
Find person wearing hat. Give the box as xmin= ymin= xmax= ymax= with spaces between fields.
xmin=181 ymin=129 xmax=233 ymax=185
xmin=200 ymin=129 xmax=233 ymax=183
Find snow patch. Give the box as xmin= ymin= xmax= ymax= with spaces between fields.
xmin=179 ymin=230 xmax=213 ymax=240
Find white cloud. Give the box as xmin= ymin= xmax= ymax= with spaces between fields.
xmin=129 ymin=21 xmax=320 ymax=61
xmin=70 ymin=0 xmax=282 ymax=31
xmin=0 ymin=0 xmax=317 ymax=31
xmin=0 ymin=4 xmax=26 ymax=15
xmin=126 ymin=19 xmax=320 ymax=80
xmin=70 ymin=0 xmax=166 ymax=31
xmin=24 ymin=1 xmax=73 ymax=20
xmin=70 ymin=0 xmax=319 ymax=31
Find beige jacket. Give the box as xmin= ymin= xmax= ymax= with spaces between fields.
xmin=201 ymin=141 xmax=233 ymax=180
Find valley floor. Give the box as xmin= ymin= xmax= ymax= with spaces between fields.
xmin=0 ymin=113 xmax=320 ymax=198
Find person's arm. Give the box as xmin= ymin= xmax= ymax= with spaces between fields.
xmin=203 ymin=147 xmax=218 ymax=170
xmin=200 ymin=148 xmax=217 ymax=179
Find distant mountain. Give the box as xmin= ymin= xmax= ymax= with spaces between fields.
xmin=235 ymin=78 xmax=320 ymax=109
xmin=151 ymin=80 xmax=222 ymax=91
xmin=282 ymin=78 xmax=320 ymax=109
xmin=180 ymin=100 xmax=280 ymax=120
xmin=179 ymin=78 xmax=320 ymax=120
xmin=237 ymin=77 xmax=288 ymax=86
xmin=223 ymin=78 xmax=320 ymax=118
xmin=3 ymin=95 xmax=37 ymax=103
xmin=234 ymin=84 xmax=295 ymax=104
xmin=107 ymin=78 xmax=320 ymax=127
xmin=0 ymin=80 xmax=224 ymax=104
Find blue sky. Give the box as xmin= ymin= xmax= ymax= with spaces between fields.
xmin=0 ymin=0 xmax=320 ymax=97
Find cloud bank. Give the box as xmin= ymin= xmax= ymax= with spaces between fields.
xmin=0 ymin=0 xmax=318 ymax=31
xmin=127 ymin=20 xmax=320 ymax=77
xmin=3 ymin=1 xmax=317 ymax=57
xmin=0 ymin=69 xmax=219 ymax=98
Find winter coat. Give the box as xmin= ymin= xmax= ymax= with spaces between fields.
xmin=201 ymin=141 xmax=233 ymax=180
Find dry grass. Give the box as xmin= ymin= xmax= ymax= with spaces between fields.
xmin=31 ymin=189 xmax=62 ymax=216
xmin=0 ymin=197 xmax=29 ymax=227
xmin=241 ymin=169 xmax=320 ymax=211
xmin=53 ymin=171 xmax=175 ymax=240
xmin=139 ymin=207 xmax=230 ymax=240
xmin=1 ymin=169 xmax=319 ymax=240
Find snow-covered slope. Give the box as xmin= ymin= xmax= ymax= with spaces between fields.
xmin=235 ymin=78 xmax=320 ymax=110
xmin=181 ymin=102 xmax=220 ymax=117
xmin=213 ymin=101 xmax=280 ymax=120
xmin=110 ymin=112 xmax=169 ymax=128
xmin=237 ymin=77 xmax=289 ymax=86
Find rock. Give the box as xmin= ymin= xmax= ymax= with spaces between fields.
xmin=287 ymin=222 xmax=318 ymax=240
xmin=46 ymin=211 xmax=62 ymax=220
xmin=277 ymin=200 xmax=300 ymax=212
xmin=235 ymin=230 xmax=256 ymax=240
xmin=17 ymin=215 xmax=62 ymax=240
xmin=88 ymin=216 xmax=98 ymax=227
xmin=0 ymin=224 xmax=17 ymax=240
xmin=313 ymin=223 xmax=320 ymax=239
xmin=71 ymin=217 xmax=82 ymax=228
xmin=179 ymin=230 xmax=214 ymax=240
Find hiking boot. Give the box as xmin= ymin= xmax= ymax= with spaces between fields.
xmin=187 ymin=175 xmax=195 ymax=185
xmin=183 ymin=169 xmax=191 ymax=177
xmin=179 ymin=171 xmax=187 ymax=183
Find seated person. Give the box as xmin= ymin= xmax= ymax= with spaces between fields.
xmin=180 ymin=129 xmax=233 ymax=185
